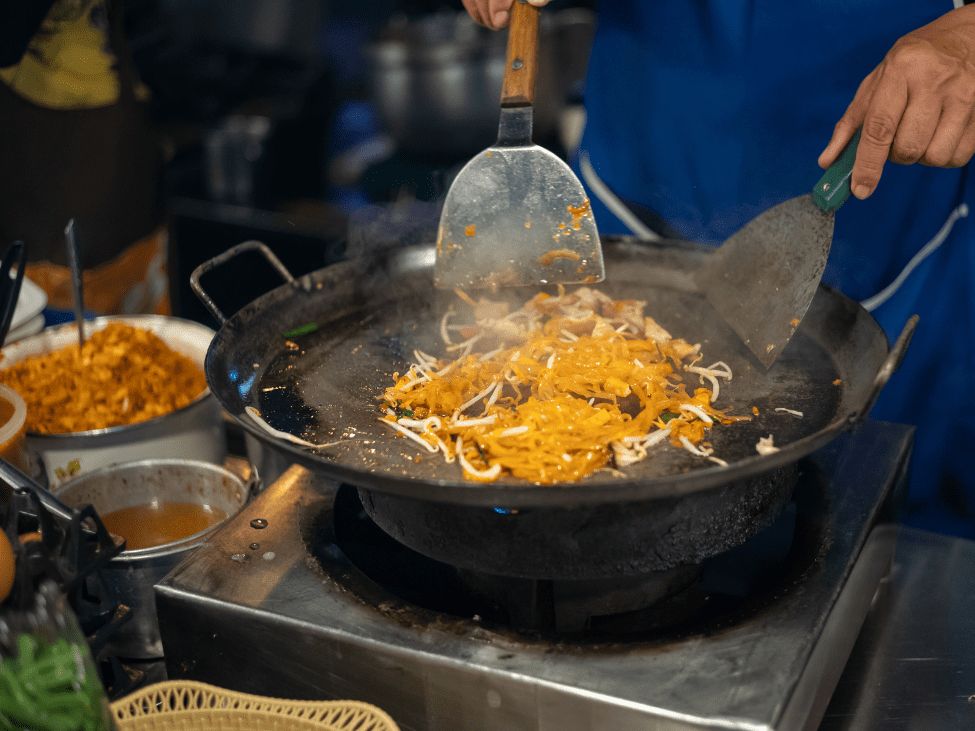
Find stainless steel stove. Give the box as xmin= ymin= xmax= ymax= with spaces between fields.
xmin=156 ymin=419 xmax=913 ymax=731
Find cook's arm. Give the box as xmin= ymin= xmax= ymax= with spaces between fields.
xmin=819 ymin=4 xmax=975 ymax=199
xmin=462 ymin=0 xmax=550 ymax=30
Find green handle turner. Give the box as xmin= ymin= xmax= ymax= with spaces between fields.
xmin=812 ymin=127 xmax=862 ymax=212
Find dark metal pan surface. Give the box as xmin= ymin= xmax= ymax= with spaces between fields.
xmin=195 ymin=237 xmax=912 ymax=507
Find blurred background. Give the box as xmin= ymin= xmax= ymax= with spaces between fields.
xmin=119 ymin=0 xmax=597 ymax=326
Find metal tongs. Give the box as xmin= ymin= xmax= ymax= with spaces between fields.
xmin=0 ymin=241 xmax=27 ymax=347
xmin=0 ymin=459 xmax=77 ymax=524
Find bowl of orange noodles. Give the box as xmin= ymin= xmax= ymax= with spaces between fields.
xmin=0 ymin=315 xmax=226 ymax=487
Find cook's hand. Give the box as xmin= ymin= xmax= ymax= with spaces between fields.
xmin=818 ymin=6 xmax=975 ymax=199
xmin=462 ymin=0 xmax=551 ymax=30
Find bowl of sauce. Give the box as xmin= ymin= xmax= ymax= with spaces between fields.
xmin=54 ymin=459 xmax=249 ymax=659
xmin=99 ymin=500 xmax=229 ymax=551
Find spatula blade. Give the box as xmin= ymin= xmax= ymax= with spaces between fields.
xmin=434 ymin=143 xmax=603 ymax=290
xmin=695 ymin=193 xmax=834 ymax=369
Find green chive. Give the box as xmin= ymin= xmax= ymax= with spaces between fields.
xmin=283 ymin=323 xmax=318 ymax=338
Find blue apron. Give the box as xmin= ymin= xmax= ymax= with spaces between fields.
xmin=580 ymin=0 xmax=974 ymax=538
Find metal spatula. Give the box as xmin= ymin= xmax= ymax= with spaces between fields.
xmin=694 ymin=129 xmax=861 ymax=368
xmin=434 ymin=0 xmax=603 ymax=290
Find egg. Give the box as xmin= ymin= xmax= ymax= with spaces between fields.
xmin=0 ymin=529 xmax=14 ymax=603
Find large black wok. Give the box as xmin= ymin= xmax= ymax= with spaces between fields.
xmin=191 ymin=237 xmax=914 ymax=510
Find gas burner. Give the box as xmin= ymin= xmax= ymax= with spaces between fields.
xmin=331 ymin=476 xmax=806 ymax=636
xmin=355 ymin=462 xmax=799 ymax=583
xmin=157 ymin=420 xmax=912 ymax=731
xmin=453 ymin=564 xmax=706 ymax=634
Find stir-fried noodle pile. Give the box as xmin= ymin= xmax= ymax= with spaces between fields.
xmin=381 ymin=287 xmax=745 ymax=483
xmin=0 ymin=323 xmax=207 ymax=434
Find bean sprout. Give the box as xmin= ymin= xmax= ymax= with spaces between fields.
xmin=378 ymin=417 xmax=438 ymax=452
xmin=456 ymin=436 xmax=502 ymax=480
xmin=680 ymin=403 xmax=714 ymax=423
xmin=246 ymin=407 xmax=341 ymax=449
xmin=679 ymin=435 xmax=712 ymax=458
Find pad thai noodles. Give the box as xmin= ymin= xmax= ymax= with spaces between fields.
xmin=381 ymin=286 xmax=747 ymax=484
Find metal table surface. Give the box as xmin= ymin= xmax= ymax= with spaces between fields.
xmin=157 ymin=420 xmax=916 ymax=731
xmin=818 ymin=526 xmax=975 ymax=731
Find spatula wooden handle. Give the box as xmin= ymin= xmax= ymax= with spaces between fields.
xmin=501 ymin=0 xmax=539 ymax=108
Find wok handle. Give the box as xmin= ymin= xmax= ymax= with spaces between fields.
xmin=501 ymin=0 xmax=539 ymax=107
xmin=850 ymin=313 xmax=919 ymax=429
xmin=190 ymin=240 xmax=295 ymax=326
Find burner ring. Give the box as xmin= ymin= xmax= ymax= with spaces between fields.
xmin=358 ymin=463 xmax=798 ymax=581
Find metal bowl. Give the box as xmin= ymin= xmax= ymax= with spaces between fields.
xmin=0 ymin=315 xmax=226 ymax=488
xmin=54 ymin=459 xmax=249 ymax=659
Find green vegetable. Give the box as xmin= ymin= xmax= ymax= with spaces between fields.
xmin=283 ymin=323 xmax=318 ymax=338
xmin=0 ymin=636 xmax=112 ymax=731
xmin=383 ymin=401 xmax=414 ymax=418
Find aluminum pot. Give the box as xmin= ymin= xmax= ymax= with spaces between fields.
xmin=366 ymin=10 xmax=561 ymax=162
xmin=54 ymin=459 xmax=249 ymax=659
xmin=0 ymin=315 xmax=226 ymax=488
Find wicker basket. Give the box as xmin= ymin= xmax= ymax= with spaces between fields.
xmin=111 ymin=680 xmax=400 ymax=731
